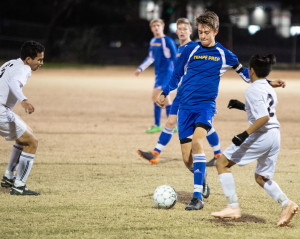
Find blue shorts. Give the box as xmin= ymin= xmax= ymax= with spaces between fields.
xmin=169 ymin=96 xmax=179 ymax=115
xmin=154 ymin=71 xmax=172 ymax=89
xmin=177 ymin=109 xmax=215 ymax=140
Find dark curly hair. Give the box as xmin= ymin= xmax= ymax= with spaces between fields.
xmin=20 ymin=41 xmax=45 ymax=60
xmin=249 ymin=54 xmax=276 ymax=78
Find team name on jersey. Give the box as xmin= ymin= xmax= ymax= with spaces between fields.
xmin=194 ymin=55 xmax=220 ymax=61
xmin=151 ymin=43 xmax=162 ymax=47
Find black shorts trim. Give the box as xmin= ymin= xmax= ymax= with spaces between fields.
xmin=180 ymin=138 xmax=192 ymax=144
xmin=195 ymin=122 xmax=211 ymax=132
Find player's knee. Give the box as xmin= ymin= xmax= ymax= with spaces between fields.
xmin=166 ymin=120 xmax=176 ymax=129
xmin=29 ymin=134 xmax=39 ymax=149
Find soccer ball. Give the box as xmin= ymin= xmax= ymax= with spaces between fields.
xmin=153 ymin=185 xmax=177 ymax=209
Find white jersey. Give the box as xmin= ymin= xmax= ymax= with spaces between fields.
xmin=245 ymin=79 xmax=280 ymax=132
xmin=0 ymin=58 xmax=31 ymax=109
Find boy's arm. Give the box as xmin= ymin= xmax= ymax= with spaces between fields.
xmin=135 ymin=44 xmax=154 ymax=76
xmin=232 ymin=116 xmax=269 ymax=146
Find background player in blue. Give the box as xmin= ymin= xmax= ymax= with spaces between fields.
xmin=157 ymin=11 xmax=285 ymax=211
xmin=137 ymin=18 xmax=222 ymax=170
xmin=211 ymin=54 xmax=298 ymax=227
xmin=134 ymin=19 xmax=177 ymax=134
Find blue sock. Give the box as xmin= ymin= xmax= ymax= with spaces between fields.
xmin=165 ymin=105 xmax=171 ymax=117
xmin=154 ymin=127 xmax=174 ymax=153
xmin=154 ymin=103 xmax=161 ymax=126
xmin=193 ymin=154 xmax=206 ymax=200
xmin=206 ymin=127 xmax=222 ymax=156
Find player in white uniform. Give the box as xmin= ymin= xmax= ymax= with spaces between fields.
xmin=211 ymin=54 xmax=298 ymax=227
xmin=0 ymin=40 xmax=44 ymax=195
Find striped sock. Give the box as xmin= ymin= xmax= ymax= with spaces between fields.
xmin=154 ymin=103 xmax=161 ymax=126
xmin=5 ymin=144 xmax=23 ymax=180
xmin=154 ymin=127 xmax=174 ymax=153
xmin=206 ymin=127 xmax=221 ymax=155
xmin=14 ymin=152 xmax=35 ymax=187
xmin=193 ymin=154 xmax=206 ymax=200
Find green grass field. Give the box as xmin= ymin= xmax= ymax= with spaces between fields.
xmin=0 ymin=67 xmax=299 ymax=238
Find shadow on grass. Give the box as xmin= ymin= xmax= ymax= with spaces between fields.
xmin=157 ymin=157 xmax=181 ymax=164
xmin=208 ymin=214 xmax=266 ymax=226
xmin=0 ymin=187 xmax=10 ymax=194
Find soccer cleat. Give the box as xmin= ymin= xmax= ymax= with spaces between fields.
xmin=10 ymin=185 xmax=40 ymax=196
xmin=146 ymin=125 xmax=162 ymax=134
xmin=206 ymin=153 xmax=222 ymax=167
xmin=277 ymin=200 xmax=298 ymax=227
xmin=185 ymin=196 xmax=204 ymax=210
xmin=1 ymin=176 xmax=15 ymax=188
xmin=137 ymin=150 xmax=159 ymax=164
xmin=211 ymin=206 xmax=241 ymax=219
xmin=202 ymin=172 xmax=210 ymax=199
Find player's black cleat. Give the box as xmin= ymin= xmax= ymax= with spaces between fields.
xmin=206 ymin=157 xmax=217 ymax=167
xmin=137 ymin=149 xmax=159 ymax=164
xmin=10 ymin=185 xmax=40 ymax=196
xmin=185 ymin=196 xmax=204 ymax=210
xmin=202 ymin=173 xmax=210 ymax=199
xmin=1 ymin=176 xmax=15 ymax=188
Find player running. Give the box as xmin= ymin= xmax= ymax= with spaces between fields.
xmin=211 ymin=54 xmax=298 ymax=227
xmin=134 ymin=18 xmax=177 ymax=134
xmin=0 ymin=41 xmax=44 ymax=195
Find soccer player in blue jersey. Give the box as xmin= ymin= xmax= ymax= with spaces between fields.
xmin=135 ymin=18 xmax=177 ymax=134
xmin=137 ymin=18 xmax=222 ymax=168
xmin=157 ymin=11 xmax=285 ymax=211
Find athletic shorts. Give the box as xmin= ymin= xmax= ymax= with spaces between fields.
xmin=0 ymin=106 xmax=27 ymax=141
xmin=177 ymin=109 xmax=214 ymax=140
xmin=154 ymin=71 xmax=173 ymax=89
xmin=223 ymin=128 xmax=280 ymax=179
xmin=169 ymin=96 xmax=179 ymax=115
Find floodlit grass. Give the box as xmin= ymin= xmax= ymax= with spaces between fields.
xmin=0 ymin=67 xmax=299 ymax=238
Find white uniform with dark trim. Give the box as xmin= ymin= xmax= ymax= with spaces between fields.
xmin=224 ymin=79 xmax=280 ymax=179
xmin=0 ymin=58 xmax=30 ymax=140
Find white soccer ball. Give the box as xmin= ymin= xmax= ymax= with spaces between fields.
xmin=153 ymin=185 xmax=177 ymax=209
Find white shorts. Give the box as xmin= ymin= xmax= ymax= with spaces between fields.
xmin=0 ymin=106 xmax=27 ymax=141
xmin=223 ymin=128 xmax=280 ymax=179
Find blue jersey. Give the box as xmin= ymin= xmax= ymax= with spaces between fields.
xmin=164 ymin=42 xmax=249 ymax=112
xmin=138 ymin=36 xmax=177 ymax=85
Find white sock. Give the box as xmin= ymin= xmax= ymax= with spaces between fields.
xmin=219 ymin=173 xmax=238 ymax=206
xmin=14 ymin=152 xmax=35 ymax=187
xmin=5 ymin=144 xmax=23 ymax=179
xmin=263 ymin=180 xmax=289 ymax=207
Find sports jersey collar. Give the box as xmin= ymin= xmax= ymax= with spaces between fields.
xmin=252 ymin=79 xmax=267 ymax=85
xmin=198 ymin=42 xmax=217 ymax=49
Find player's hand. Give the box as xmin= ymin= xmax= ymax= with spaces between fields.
xmin=134 ymin=68 xmax=141 ymax=76
xmin=232 ymin=131 xmax=249 ymax=146
xmin=156 ymin=93 xmax=166 ymax=108
xmin=21 ymin=100 xmax=35 ymax=114
xmin=228 ymin=99 xmax=245 ymax=110
xmin=269 ymin=79 xmax=286 ymax=88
